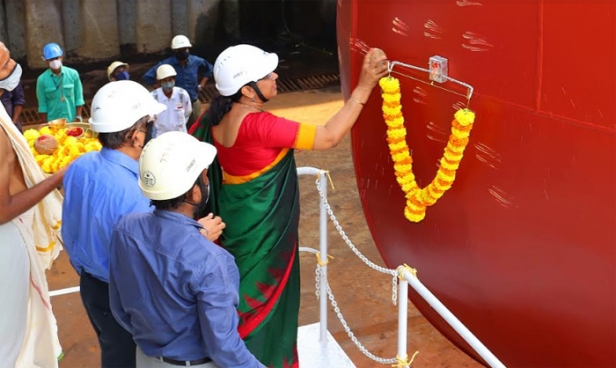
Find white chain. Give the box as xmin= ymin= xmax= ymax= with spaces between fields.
xmin=315 ymin=177 xmax=400 ymax=305
xmin=315 ymin=263 xmax=321 ymax=299
xmin=316 ymin=266 xmax=398 ymax=365
xmin=392 ymin=274 xmax=399 ymax=306
xmin=312 ymin=176 xmax=412 ymax=366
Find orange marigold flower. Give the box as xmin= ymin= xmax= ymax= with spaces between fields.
xmin=449 ymin=135 xmax=470 ymax=147
xmin=383 ymin=101 xmax=400 ymax=109
xmin=452 ymin=119 xmax=473 ymax=131
xmin=383 ymin=113 xmax=403 ymax=121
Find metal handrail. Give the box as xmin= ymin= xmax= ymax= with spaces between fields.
xmin=388 ymin=60 xmax=474 ymax=106
xmin=397 ymin=268 xmax=506 ymax=367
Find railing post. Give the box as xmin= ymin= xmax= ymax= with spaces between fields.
xmin=296 ymin=166 xmax=330 ymax=343
xmin=397 ymin=276 xmax=409 ymax=367
xmin=318 ymin=170 xmax=329 ymax=343
xmin=403 ymin=270 xmax=506 ymax=368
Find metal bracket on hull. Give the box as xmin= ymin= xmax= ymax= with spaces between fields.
xmin=387 ymin=57 xmax=474 ymax=106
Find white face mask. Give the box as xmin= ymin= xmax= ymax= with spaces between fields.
xmin=0 ymin=63 xmax=22 ymax=92
xmin=49 ymin=59 xmax=62 ymax=70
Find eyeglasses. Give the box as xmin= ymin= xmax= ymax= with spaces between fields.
xmin=137 ymin=120 xmax=155 ymax=134
xmin=203 ymin=183 xmax=210 ymax=204
xmin=259 ymin=73 xmax=276 ymax=81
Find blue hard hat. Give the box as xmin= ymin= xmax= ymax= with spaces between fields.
xmin=43 ymin=43 xmax=63 ymax=60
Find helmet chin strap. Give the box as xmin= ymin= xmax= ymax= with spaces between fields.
xmin=183 ymin=176 xmax=210 ymax=217
xmin=249 ymin=82 xmax=268 ymax=103
xmin=184 ymin=199 xmax=200 ymax=208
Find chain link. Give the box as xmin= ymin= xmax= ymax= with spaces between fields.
xmin=392 ymin=274 xmax=399 ymax=306
xmin=315 ymin=266 xmax=321 ymax=299
xmin=315 ymin=177 xmax=399 ymax=305
xmin=316 ymin=266 xmax=398 ymax=365
xmin=313 ymin=176 xmax=414 ymax=366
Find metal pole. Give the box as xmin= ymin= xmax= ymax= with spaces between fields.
xmin=296 ymin=166 xmax=330 ymax=343
xmin=403 ymin=270 xmax=506 ymax=368
xmin=49 ymin=286 xmax=80 ymax=297
xmin=318 ymin=170 xmax=329 ymax=342
xmin=397 ymin=277 xmax=409 ymax=367
xmin=297 ymin=166 xmax=321 ymax=176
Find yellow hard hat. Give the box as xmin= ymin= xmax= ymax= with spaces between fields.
xmin=107 ymin=61 xmax=128 ymax=81
xmin=156 ymin=64 xmax=177 ymax=81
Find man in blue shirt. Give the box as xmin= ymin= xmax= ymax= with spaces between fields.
xmin=63 ymin=81 xmax=227 ymax=367
xmin=109 ymin=132 xmax=262 ymax=368
xmin=62 ymin=80 xmax=167 ymax=368
xmin=0 ymin=81 xmax=25 ymax=132
xmin=142 ymin=35 xmax=213 ymax=130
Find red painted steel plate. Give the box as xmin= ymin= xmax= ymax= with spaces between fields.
xmin=337 ymin=1 xmax=615 ymax=366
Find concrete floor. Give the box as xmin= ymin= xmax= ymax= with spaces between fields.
xmin=46 ymin=87 xmax=482 ymax=368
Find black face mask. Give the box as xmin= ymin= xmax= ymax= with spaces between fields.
xmin=196 ymin=176 xmax=210 ymax=215
xmin=144 ymin=121 xmax=155 ymax=147
xmin=176 ymin=50 xmax=189 ymax=61
xmin=186 ymin=175 xmax=210 ymax=218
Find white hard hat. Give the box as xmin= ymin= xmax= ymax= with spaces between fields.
xmin=89 ymin=80 xmax=167 ymax=133
xmin=214 ymin=44 xmax=279 ymax=96
xmin=156 ymin=64 xmax=177 ymax=80
xmin=171 ymin=35 xmax=192 ymax=50
xmin=107 ymin=61 xmax=128 ymax=81
xmin=138 ymin=132 xmax=217 ymax=201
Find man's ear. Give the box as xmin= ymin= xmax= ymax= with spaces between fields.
xmin=187 ymin=183 xmax=201 ymax=203
xmin=127 ymin=129 xmax=140 ymax=147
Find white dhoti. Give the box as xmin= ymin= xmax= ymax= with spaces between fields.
xmin=0 ymin=210 xmax=61 ymax=368
xmin=1 ymin=104 xmax=64 ymax=367
xmin=0 ymin=220 xmax=30 ymax=367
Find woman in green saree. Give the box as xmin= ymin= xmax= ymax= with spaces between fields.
xmin=190 ymin=44 xmax=387 ymax=367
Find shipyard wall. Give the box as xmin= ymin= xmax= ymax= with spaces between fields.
xmin=0 ymin=0 xmax=336 ymax=69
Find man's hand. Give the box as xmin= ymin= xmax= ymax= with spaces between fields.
xmin=54 ymin=163 xmax=72 ymax=178
xmin=199 ymin=77 xmax=208 ymax=90
xmin=0 ymin=127 xmax=65 ymax=224
xmin=198 ymin=213 xmax=226 ymax=242
xmin=12 ymin=105 xmax=23 ymax=124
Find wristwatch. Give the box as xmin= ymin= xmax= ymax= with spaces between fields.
xmin=76 ymin=116 xmax=83 ymax=122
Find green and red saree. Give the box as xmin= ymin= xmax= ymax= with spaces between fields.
xmin=190 ymin=111 xmax=316 ymax=368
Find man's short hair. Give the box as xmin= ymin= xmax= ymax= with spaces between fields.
xmin=150 ymin=176 xmax=200 ymax=211
xmin=98 ymin=116 xmax=148 ymax=149
xmin=150 ymin=194 xmax=187 ymax=211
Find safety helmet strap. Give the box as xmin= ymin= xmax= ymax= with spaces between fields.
xmin=248 ymin=82 xmax=269 ymax=103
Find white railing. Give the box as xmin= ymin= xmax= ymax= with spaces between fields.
xmin=396 ymin=268 xmax=505 ymax=368
xmin=49 ymin=286 xmax=79 ymax=297
xmin=297 ymin=166 xmax=329 ymax=342
xmin=50 ymin=166 xmax=505 ymax=368
xmin=298 ymin=167 xmax=506 ymax=368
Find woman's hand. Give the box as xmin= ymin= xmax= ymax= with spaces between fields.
xmin=198 ymin=213 xmax=226 ymax=242
xmin=311 ymin=47 xmax=389 ymax=151
xmin=357 ymin=48 xmax=389 ymax=90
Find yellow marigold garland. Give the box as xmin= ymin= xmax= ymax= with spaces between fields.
xmin=379 ymin=76 xmax=475 ymax=223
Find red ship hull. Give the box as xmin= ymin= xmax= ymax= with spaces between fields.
xmin=337 ymin=1 xmax=615 ymax=366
